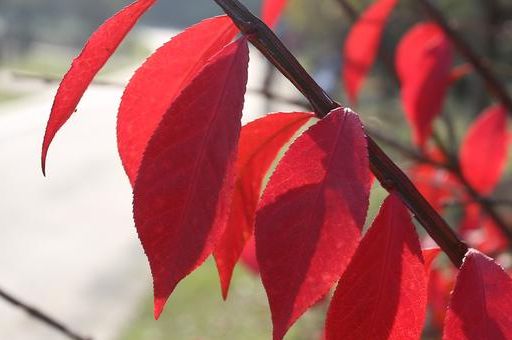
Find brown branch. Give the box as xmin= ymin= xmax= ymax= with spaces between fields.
xmin=253 ymin=83 xmax=512 ymax=247
xmin=0 ymin=287 xmax=92 ymax=340
xmin=451 ymin=164 xmax=512 ymax=241
xmin=249 ymin=88 xmax=442 ymax=167
xmin=417 ymin=0 xmax=512 ymax=114
xmin=23 ymin=65 xmax=505 ymax=247
xmin=214 ymin=0 xmax=468 ymax=267
xmin=256 ymin=87 xmax=512 ymax=242
xmin=335 ymin=0 xmax=358 ymax=20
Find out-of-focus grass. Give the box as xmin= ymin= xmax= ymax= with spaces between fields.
xmin=120 ymin=259 xmax=325 ymax=340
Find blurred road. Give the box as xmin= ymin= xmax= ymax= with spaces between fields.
xmin=0 ymin=83 xmax=148 ymax=340
xmin=0 ymin=27 xmax=301 ymax=340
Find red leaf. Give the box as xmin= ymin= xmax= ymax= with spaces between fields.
xmin=262 ymin=0 xmax=287 ymax=28
xmin=479 ymin=220 xmax=508 ymax=254
xmin=41 ymin=0 xmax=156 ymax=174
xmin=255 ymin=107 xmax=371 ymax=340
xmin=460 ymin=203 xmax=508 ymax=254
xmin=448 ymin=63 xmax=473 ymax=85
xmin=423 ymin=247 xmax=441 ymax=272
xmin=460 ymin=105 xmax=509 ymax=195
xmin=443 ymin=249 xmax=512 ymax=339
xmin=325 ymin=193 xmax=428 ymax=340
xmin=459 ymin=203 xmax=482 ymax=232
xmin=408 ymin=163 xmax=461 ymax=212
xmin=240 ymin=236 xmax=259 ymax=275
xmin=428 ymin=267 xmax=456 ymax=330
xmin=117 ymin=16 xmax=238 ymax=185
xmin=343 ymin=0 xmax=397 ymax=104
xmin=133 ymin=38 xmax=249 ymax=319
xmin=396 ymin=23 xmax=453 ymax=147
xmin=214 ymin=112 xmax=313 ymax=299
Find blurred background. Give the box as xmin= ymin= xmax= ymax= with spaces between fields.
xmin=0 ymin=0 xmax=511 ymax=339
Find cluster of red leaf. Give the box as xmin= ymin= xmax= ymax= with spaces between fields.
xmin=343 ymin=0 xmax=454 ymax=147
xmin=342 ymin=0 xmax=511 ymax=249
xmin=342 ymin=0 xmax=512 ymax=337
xmin=41 ymin=0 xmax=512 ymax=339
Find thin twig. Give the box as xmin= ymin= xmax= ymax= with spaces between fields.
xmin=16 ymin=68 xmax=507 ymax=248
xmin=335 ymin=0 xmax=358 ymax=20
xmin=259 ymin=85 xmax=512 ymax=244
xmin=484 ymin=199 xmax=512 ymax=208
xmin=0 ymin=287 xmax=92 ymax=340
xmin=452 ymin=164 xmax=512 ymax=241
xmin=214 ymin=0 xmax=468 ymax=267
xmin=249 ymin=88 xmax=442 ymax=167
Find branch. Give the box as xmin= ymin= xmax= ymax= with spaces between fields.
xmin=0 ymin=287 xmax=92 ymax=340
xmin=257 ymin=87 xmax=512 ymax=245
xmin=213 ymin=0 xmax=468 ymax=267
xmin=250 ymin=88 xmax=442 ymax=167
xmin=334 ymin=0 xmax=358 ymax=20
xmin=255 ymin=85 xmax=512 ymax=248
xmin=417 ymin=0 xmax=512 ymax=114
xmin=454 ymin=167 xmax=512 ymax=241
xmin=25 ymin=66 xmax=503 ymax=250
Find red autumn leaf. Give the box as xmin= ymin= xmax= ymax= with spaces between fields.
xmin=448 ymin=63 xmax=473 ymax=85
xmin=428 ymin=267 xmax=456 ymax=330
xmin=460 ymin=203 xmax=508 ymax=254
xmin=396 ymin=23 xmax=453 ymax=147
xmin=262 ymin=0 xmax=287 ymax=28
xmin=133 ymin=38 xmax=249 ymax=319
xmin=240 ymin=236 xmax=259 ymax=275
xmin=479 ymin=220 xmax=508 ymax=254
xmin=343 ymin=0 xmax=398 ymax=104
xmin=408 ymin=163 xmax=460 ymax=212
xmin=41 ymin=0 xmax=156 ymax=174
xmin=459 ymin=202 xmax=482 ymax=233
xmin=117 ymin=16 xmax=238 ymax=186
xmin=473 ymin=219 xmax=508 ymax=254
xmin=255 ymin=107 xmax=371 ymax=340
xmin=460 ymin=105 xmax=509 ymax=195
xmin=423 ymin=247 xmax=441 ymax=272
xmin=214 ymin=112 xmax=313 ymax=299
xmin=443 ymin=249 xmax=512 ymax=339
xmin=325 ymin=193 xmax=428 ymax=340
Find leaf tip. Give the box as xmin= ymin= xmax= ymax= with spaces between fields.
xmin=41 ymin=157 xmax=47 ymax=177
xmin=220 ymin=275 xmax=230 ymax=301
xmin=153 ymin=296 xmax=168 ymax=320
xmin=214 ymin=254 xmax=234 ymax=301
xmin=272 ymin=327 xmax=286 ymax=340
xmin=41 ymin=135 xmax=51 ymax=177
